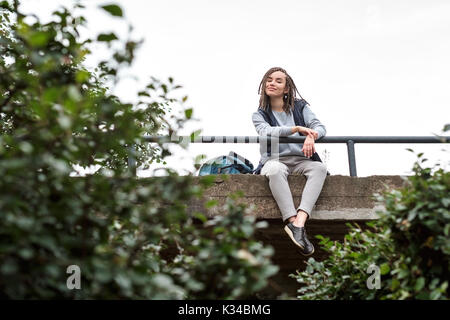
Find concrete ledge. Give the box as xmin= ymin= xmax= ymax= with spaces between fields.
xmin=187 ymin=174 xmax=407 ymax=221
xmin=185 ymin=174 xmax=408 ymax=298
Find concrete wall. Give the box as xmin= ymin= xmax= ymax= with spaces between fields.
xmin=187 ymin=174 xmax=407 ymax=298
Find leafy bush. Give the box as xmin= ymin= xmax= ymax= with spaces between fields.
xmin=166 ymin=191 xmax=279 ymax=299
xmin=292 ymin=126 xmax=449 ymax=300
xmin=0 ymin=1 xmax=276 ymax=299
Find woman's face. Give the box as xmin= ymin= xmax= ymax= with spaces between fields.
xmin=265 ymin=71 xmax=288 ymax=98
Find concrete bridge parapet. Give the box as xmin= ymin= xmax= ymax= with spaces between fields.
xmin=186 ymin=174 xmax=407 ymax=298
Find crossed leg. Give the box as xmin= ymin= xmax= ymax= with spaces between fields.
xmin=261 ymin=158 xmax=327 ymax=226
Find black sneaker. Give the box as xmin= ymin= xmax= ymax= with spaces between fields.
xmin=284 ymin=222 xmax=315 ymax=256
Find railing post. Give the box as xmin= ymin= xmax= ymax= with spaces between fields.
xmin=127 ymin=145 xmax=137 ymax=177
xmin=346 ymin=140 xmax=357 ymax=177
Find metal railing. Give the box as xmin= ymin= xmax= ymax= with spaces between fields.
xmin=129 ymin=135 xmax=449 ymax=177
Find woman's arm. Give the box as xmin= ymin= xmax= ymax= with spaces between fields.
xmin=303 ymin=105 xmax=326 ymax=140
xmin=252 ymin=112 xmax=294 ymax=136
xmin=301 ymin=105 xmax=326 ymax=157
xmin=252 ymin=110 xmax=320 ymax=138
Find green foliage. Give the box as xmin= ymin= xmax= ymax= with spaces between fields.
xmin=292 ymin=125 xmax=450 ymax=300
xmin=292 ymin=223 xmax=394 ymax=300
xmin=166 ymin=191 xmax=279 ymax=299
xmin=0 ymin=1 xmax=276 ymax=299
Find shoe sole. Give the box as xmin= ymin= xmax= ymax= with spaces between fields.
xmin=284 ymin=225 xmax=315 ymax=256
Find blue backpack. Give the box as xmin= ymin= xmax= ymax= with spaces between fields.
xmin=198 ymin=151 xmax=255 ymax=175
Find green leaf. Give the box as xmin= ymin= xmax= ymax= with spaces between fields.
xmin=315 ymin=234 xmax=325 ymax=241
xmin=184 ymin=108 xmax=193 ymax=119
xmin=443 ymin=124 xmax=450 ymax=132
xmin=193 ymin=212 xmax=207 ymax=223
xmin=189 ymin=129 xmax=202 ymax=142
xmin=0 ymin=1 xmax=13 ymax=10
xmin=29 ymin=31 xmax=50 ymax=47
xmin=444 ymin=224 xmax=450 ymax=236
xmin=75 ymin=70 xmax=90 ymax=83
xmin=213 ymin=226 xmax=225 ymax=234
xmin=407 ymin=210 xmax=418 ymax=221
xmin=199 ymin=175 xmax=217 ymax=187
xmin=415 ymin=277 xmax=425 ymax=292
xmin=348 ymin=252 xmax=359 ymax=259
xmin=100 ymin=4 xmax=123 ymax=17
xmin=97 ymin=33 xmax=118 ymax=42
xmin=430 ymin=289 xmax=441 ymax=300
xmin=205 ymin=199 xmax=218 ymax=208
xmin=138 ymin=91 xmax=150 ymax=97
xmin=380 ymin=263 xmax=390 ymax=275
xmin=394 ymin=203 xmax=407 ymax=211
xmin=441 ymin=198 xmax=450 ymax=208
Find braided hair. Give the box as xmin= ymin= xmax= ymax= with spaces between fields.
xmin=257 ymin=67 xmax=307 ymax=113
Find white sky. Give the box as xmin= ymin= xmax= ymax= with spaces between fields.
xmin=20 ymin=0 xmax=450 ymax=177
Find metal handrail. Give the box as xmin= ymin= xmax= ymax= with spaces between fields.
xmin=129 ymin=135 xmax=449 ymax=177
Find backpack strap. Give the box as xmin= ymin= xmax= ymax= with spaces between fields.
xmin=228 ymin=151 xmax=254 ymax=170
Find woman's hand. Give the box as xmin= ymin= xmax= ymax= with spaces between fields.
xmin=302 ymin=135 xmax=316 ymax=158
xmin=296 ymin=126 xmax=318 ymax=140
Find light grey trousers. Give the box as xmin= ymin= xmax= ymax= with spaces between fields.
xmin=260 ymin=155 xmax=327 ymax=222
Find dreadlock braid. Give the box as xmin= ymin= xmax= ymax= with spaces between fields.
xmin=257 ymin=67 xmax=307 ymax=113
